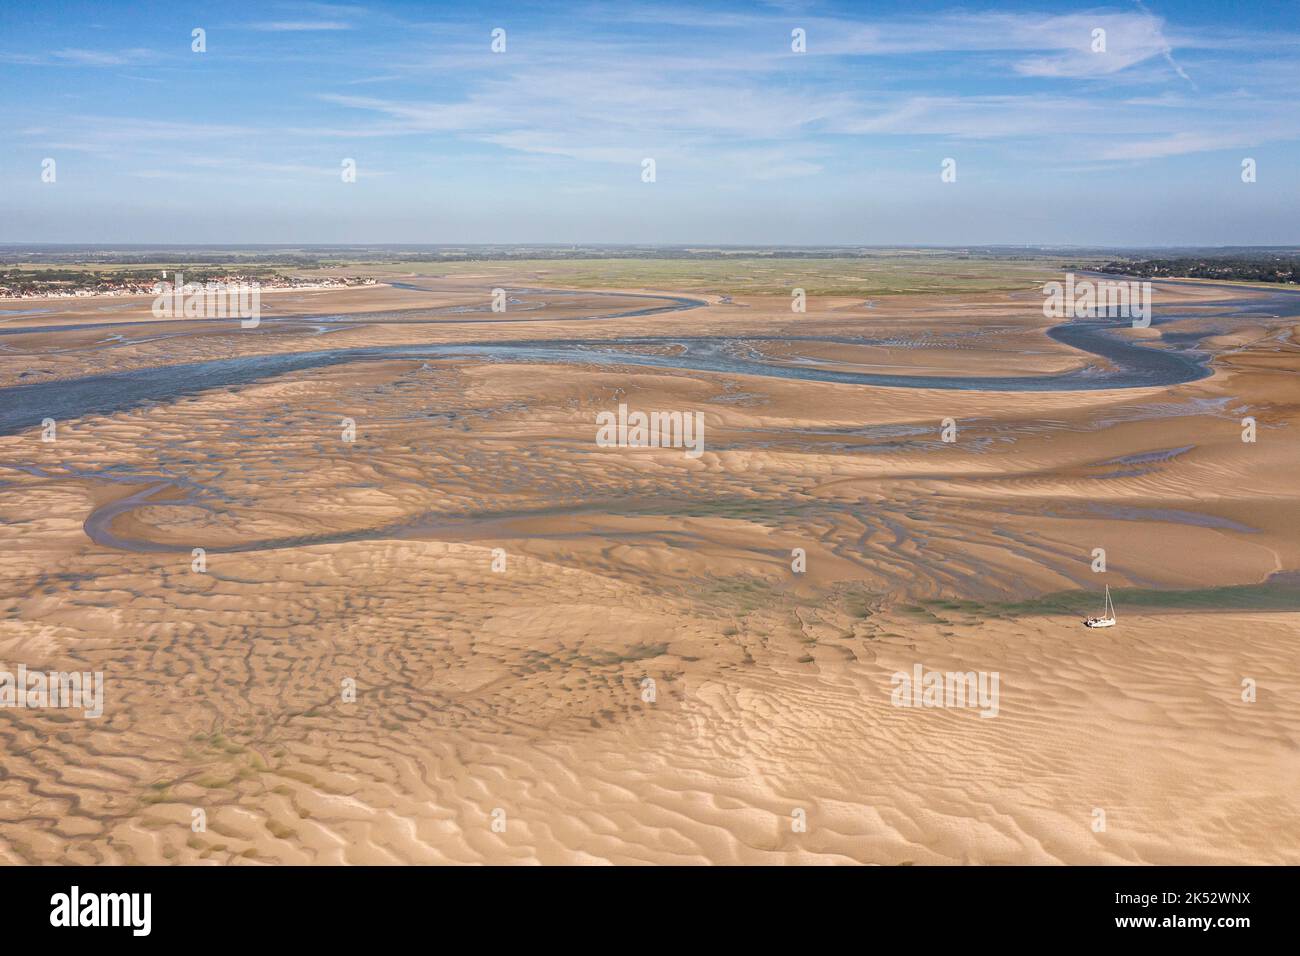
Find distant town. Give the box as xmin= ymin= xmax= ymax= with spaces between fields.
xmin=0 ymin=270 xmax=377 ymax=299
xmin=1094 ymin=255 xmax=1300 ymax=285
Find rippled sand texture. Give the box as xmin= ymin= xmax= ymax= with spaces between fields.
xmin=1 ymin=278 xmax=1298 ymax=864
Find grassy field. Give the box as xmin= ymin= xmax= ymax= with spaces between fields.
xmin=0 ymin=251 xmax=1106 ymax=297
xmin=360 ymin=253 xmax=1090 ymax=296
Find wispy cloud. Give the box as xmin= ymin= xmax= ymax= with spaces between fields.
xmin=1 ymin=47 xmax=159 ymax=67
xmin=3 ymin=1 xmax=1299 ymax=243
xmin=249 ymin=21 xmax=352 ymax=32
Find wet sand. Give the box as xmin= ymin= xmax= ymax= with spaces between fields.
xmin=1 ymin=275 xmax=1297 ymax=864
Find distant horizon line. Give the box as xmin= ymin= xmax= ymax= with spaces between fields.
xmin=2 ymin=243 xmax=1298 ymax=252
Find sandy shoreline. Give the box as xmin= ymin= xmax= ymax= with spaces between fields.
xmin=1 ymin=275 xmax=1296 ymax=864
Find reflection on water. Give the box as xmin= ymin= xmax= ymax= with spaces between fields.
xmin=3 ymin=283 xmax=1298 ymax=437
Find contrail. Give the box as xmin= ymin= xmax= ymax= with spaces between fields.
xmin=1135 ymin=0 xmax=1198 ymax=89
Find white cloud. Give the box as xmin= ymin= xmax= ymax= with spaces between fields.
xmin=249 ymin=21 xmax=352 ymax=32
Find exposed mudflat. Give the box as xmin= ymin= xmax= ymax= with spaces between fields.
xmin=1 ymin=276 xmax=1297 ymax=864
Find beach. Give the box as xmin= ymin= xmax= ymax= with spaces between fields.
xmin=1 ymin=273 xmax=1297 ymax=864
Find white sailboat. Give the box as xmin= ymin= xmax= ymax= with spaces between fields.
xmin=1083 ymin=585 xmax=1116 ymax=628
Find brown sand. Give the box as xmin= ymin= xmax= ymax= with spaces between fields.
xmin=0 ymin=276 xmax=1296 ymax=864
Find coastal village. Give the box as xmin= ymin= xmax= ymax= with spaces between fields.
xmin=0 ymin=272 xmax=377 ymax=299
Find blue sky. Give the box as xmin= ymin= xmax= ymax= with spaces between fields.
xmin=1 ymin=0 xmax=1297 ymax=245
